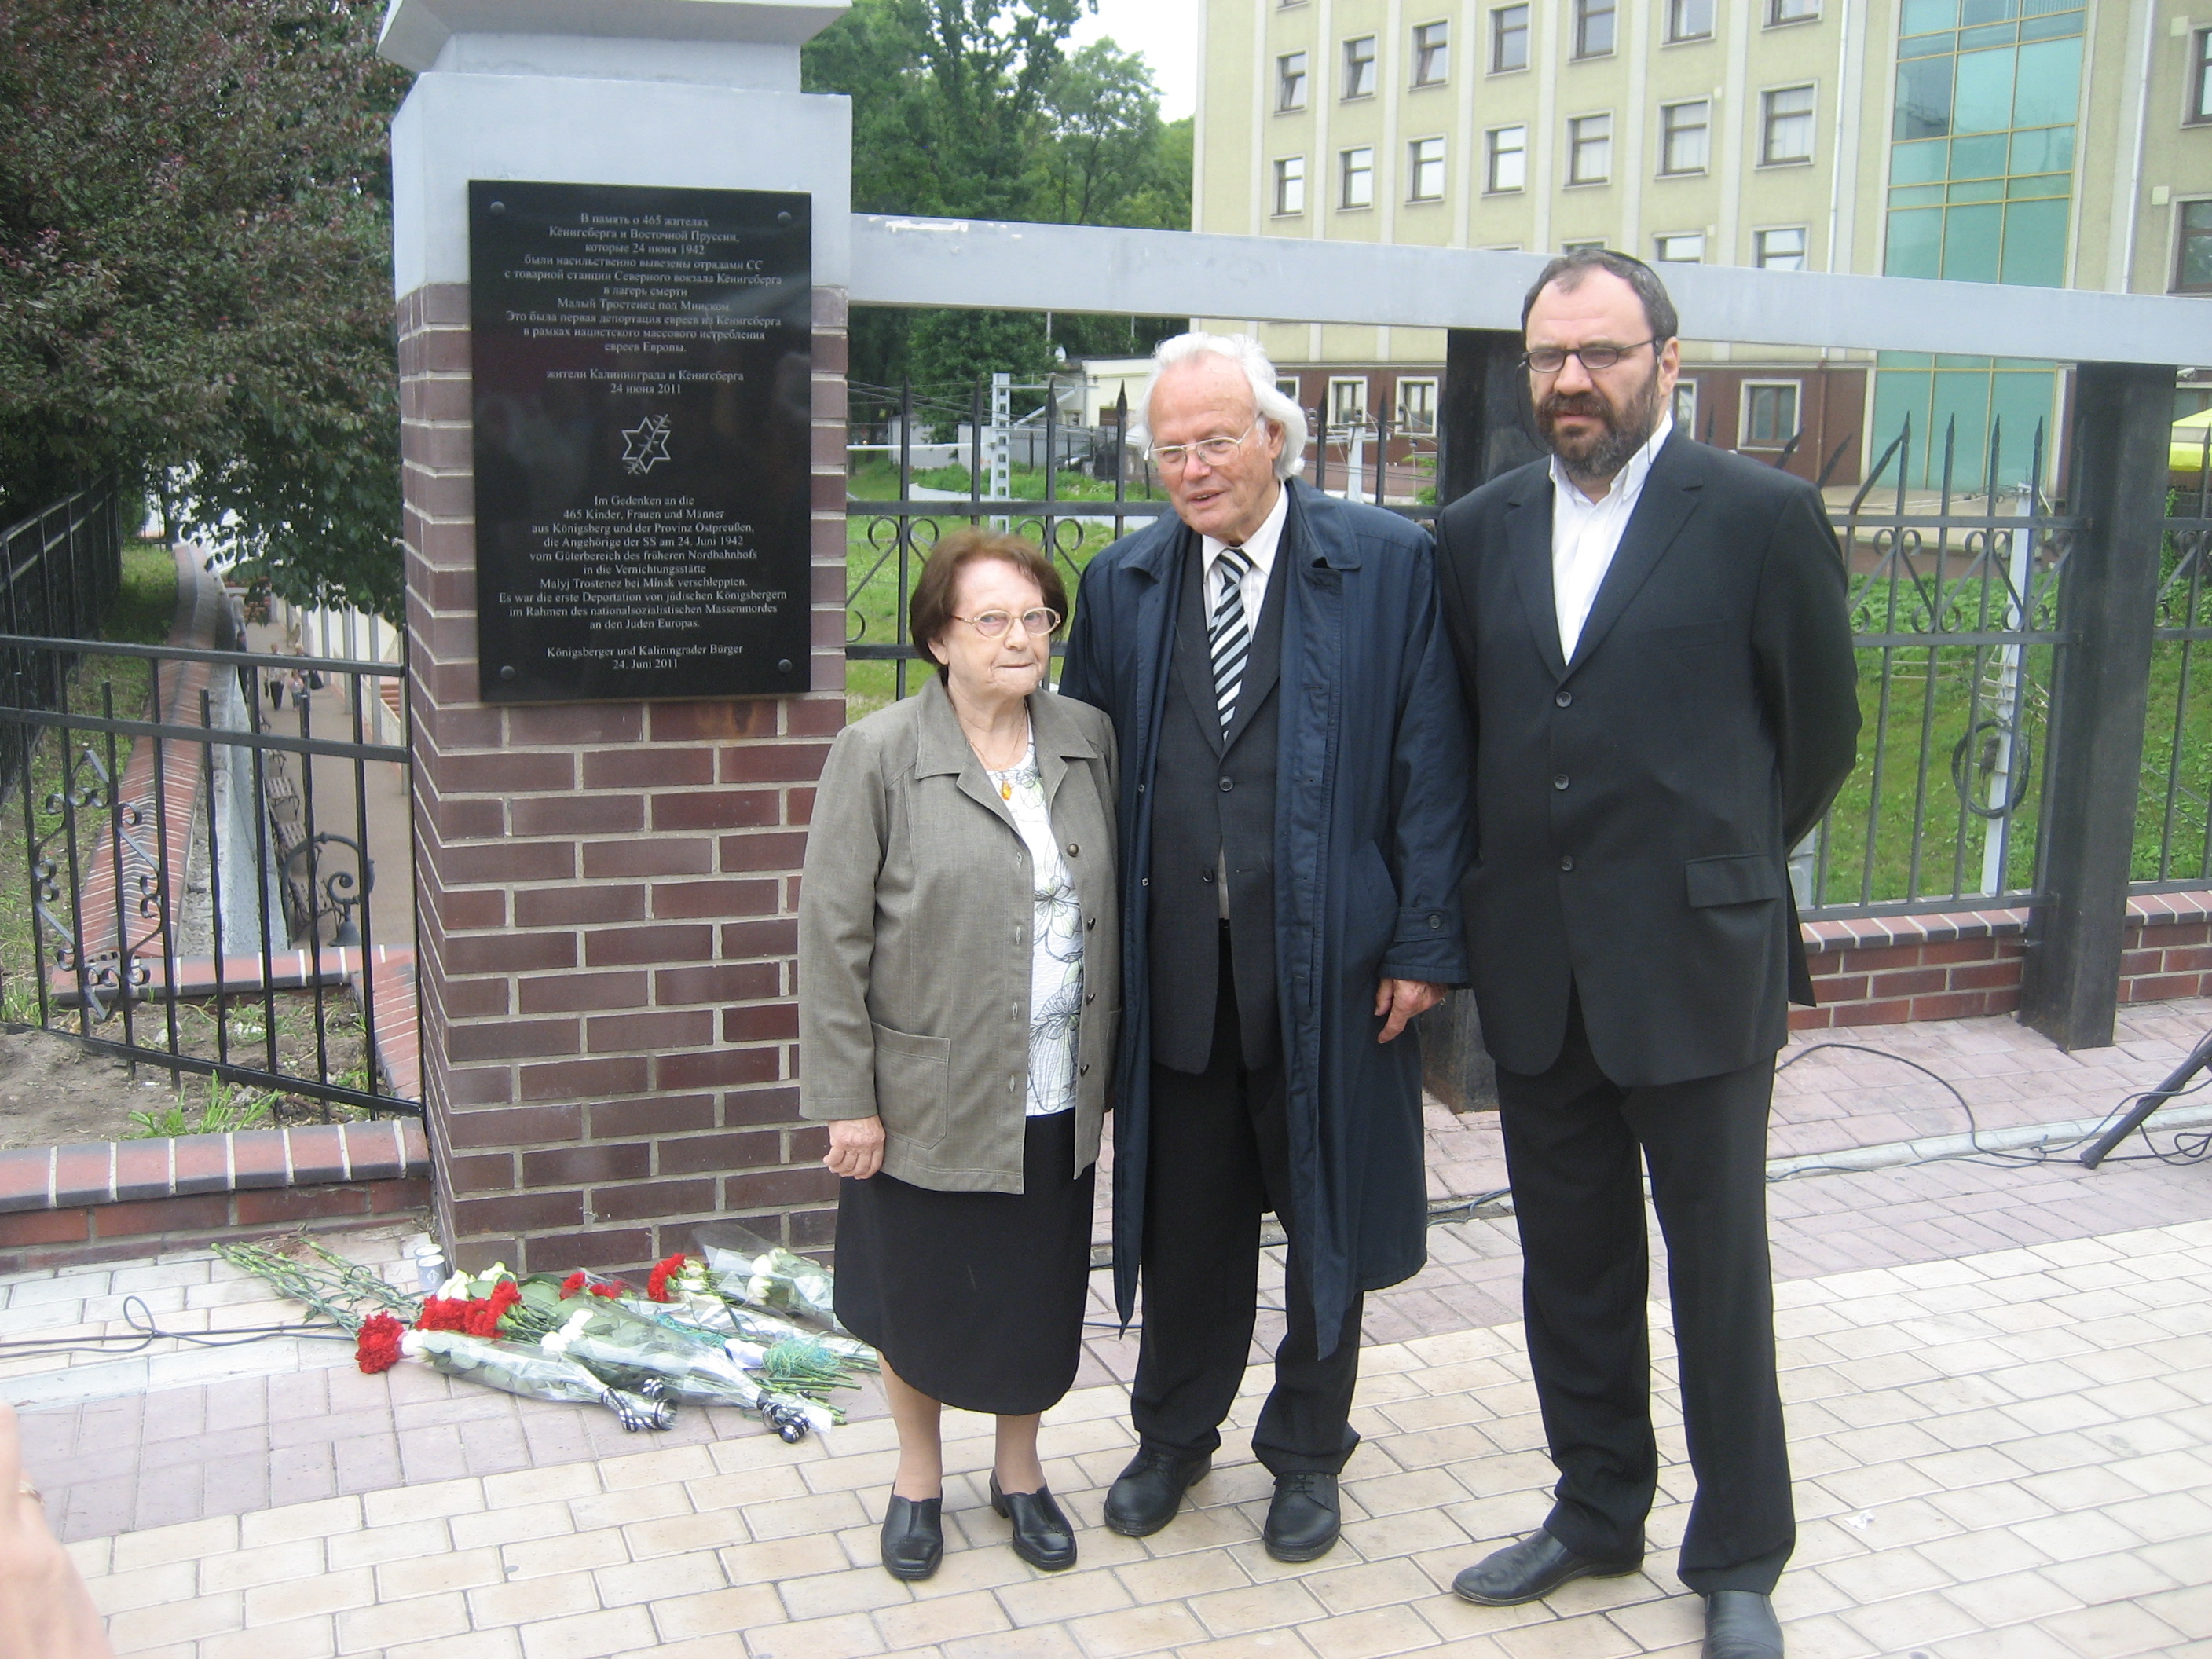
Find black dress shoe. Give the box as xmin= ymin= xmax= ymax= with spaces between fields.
xmin=990 ymin=1474 xmax=1078 ymax=1571
xmin=1703 ymin=1591 xmax=1783 ymax=1659
xmin=1262 ymin=1472 xmax=1341 ymax=1562
xmin=878 ymin=1492 xmax=943 ymax=1580
xmin=1102 ymin=1447 xmax=1211 ymax=1536
xmin=1451 ymin=1530 xmax=1641 ymax=1606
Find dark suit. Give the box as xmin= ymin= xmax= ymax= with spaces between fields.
xmin=1434 ymin=432 xmax=1859 ymax=1592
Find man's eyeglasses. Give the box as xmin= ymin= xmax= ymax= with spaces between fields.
xmin=1148 ymin=419 xmax=1261 ymax=470
xmin=954 ymin=608 xmax=1061 ymax=639
xmin=1521 ymin=339 xmax=1657 ymax=375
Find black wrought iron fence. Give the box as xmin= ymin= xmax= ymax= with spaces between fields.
xmin=1801 ymin=414 xmax=2080 ymax=918
xmin=0 ymin=485 xmax=126 ymax=791
xmin=0 ymin=634 xmax=419 ymax=1119
xmin=851 ymin=384 xmax=2212 ymax=927
xmin=2136 ymin=431 xmax=2212 ymax=890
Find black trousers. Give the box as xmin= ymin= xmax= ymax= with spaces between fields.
xmin=1495 ymin=991 xmax=1794 ymax=1595
xmin=1131 ymin=936 xmax=1364 ymax=1475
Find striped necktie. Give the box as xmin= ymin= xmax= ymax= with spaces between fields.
xmin=1210 ymin=544 xmax=1254 ymax=732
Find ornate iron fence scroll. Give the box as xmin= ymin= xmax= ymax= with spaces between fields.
xmin=2137 ymin=424 xmax=2212 ymax=890
xmin=1800 ymin=414 xmax=2081 ymax=919
xmin=0 ymin=633 xmax=419 ymax=1119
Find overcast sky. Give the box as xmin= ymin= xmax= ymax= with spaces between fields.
xmin=1068 ymin=0 xmax=1198 ymax=122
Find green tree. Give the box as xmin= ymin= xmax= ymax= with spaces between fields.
xmin=0 ymin=0 xmax=408 ymax=620
xmin=806 ymin=0 xmax=1191 ymax=397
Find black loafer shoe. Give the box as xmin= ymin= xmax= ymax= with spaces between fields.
xmin=1451 ymin=1530 xmax=1641 ymax=1606
xmin=1703 ymin=1591 xmax=1783 ymax=1659
xmin=1262 ymin=1472 xmax=1341 ymax=1562
xmin=878 ymin=1492 xmax=943 ymax=1580
xmin=1102 ymin=1447 xmax=1211 ymax=1536
xmin=991 ymin=1474 xmax=1078 ymax=1572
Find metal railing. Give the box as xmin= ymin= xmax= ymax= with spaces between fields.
xmin=0 ymin=485 xmax=125 ymax=791
xmin=0 ymin=634 xmax=418 ymax=1118
xmin=1801 ymin=414 xmax=2081 ymax=919
xmin=2136 ymin=430 xmax=2212 ymax=891
xmin=848 ymin=385 xmax=2102 ymax=924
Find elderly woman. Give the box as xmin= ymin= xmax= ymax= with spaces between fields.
xmin=800 ymin=528 xmax=1118 ymax=1581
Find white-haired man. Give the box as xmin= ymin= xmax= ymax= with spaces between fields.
xmin=1060 ymin=335 xmax=1472 ymax=1560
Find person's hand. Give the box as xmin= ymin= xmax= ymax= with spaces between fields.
xmin=823 ymin=1116 xmax=887 ymax=1180
xmin=1374 ymin=979 xmax=1447 ymax=1043
xmin=0 ymin=1401 xmax=115 ymax=1659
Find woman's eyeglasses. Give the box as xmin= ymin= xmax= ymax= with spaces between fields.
xmin=954 ymin=609 xmax=1061 ymax=638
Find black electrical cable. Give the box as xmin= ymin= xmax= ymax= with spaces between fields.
xmin=1772 ymin=1038 xmax=2212 ymax=1177
xmin=0 ymin=1294 xmax=353 ymax=1361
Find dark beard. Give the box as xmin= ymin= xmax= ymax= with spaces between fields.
xmin=1538 ymin=370 xmax=1666 ymax=490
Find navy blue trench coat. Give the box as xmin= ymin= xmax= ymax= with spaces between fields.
xmin=1060 ymin=478 xmax=1474 ymax=1354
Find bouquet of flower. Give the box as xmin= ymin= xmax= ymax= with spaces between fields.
xmin=539 ymin=1298 xmax=833 ymax=1439
xmin=405 ymin=1330 xmax=676 ymax=1430
xmin=692 ymin=1223 xmax=844 ymax=1332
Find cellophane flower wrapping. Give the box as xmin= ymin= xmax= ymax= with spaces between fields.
xmin=406 ymin=1329 xmax=668 ymax=1427
xmin=693 ymin=1222 xmax=844 ymax=1333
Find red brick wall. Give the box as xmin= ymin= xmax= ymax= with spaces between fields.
xmin=397 ymin=283 xmax=849 ymax=1276
xmin=1796 ymin=894 xmax=2212 ymax=1031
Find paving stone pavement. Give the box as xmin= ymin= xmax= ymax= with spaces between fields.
xmin=52 ymin=1214 xmax=2212 ymax=1659
xmin=10 ymin=998 xmax=2212 ymax=1654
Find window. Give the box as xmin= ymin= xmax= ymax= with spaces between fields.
xmin=1408 ymin=137 xmax=1447 ymax=201
xmin=1412 ymin=21 xmax=1448 ymax=86
xmin=1274 ymin=156 xmax=1306 ymax=215
xmin=1490 ymin=5 xmax=1529 ymax=73
xmin=1673 ymin=380 xmax=1698 ymax=432
xmin=1574 ymin=0 xmax=1615 ymax=59
xmin=1486 ymin=126 xmax=1527 ymax=192
xmin=1562 ymin=240 xmax=1606 ymax=251
xmin=1654 ymin=233 xmax=1705 ymax=262
xmin=1756 ymin=226 xmax=1807 ymax=269
xmin=1276 ymin=377 xmax=1302 ymax=405
xmin=1340 ymin=147 xmax=1375 ymax=209
xmin=1660 ymin=101 xmax=1709 ymax=174
xmin=1768 ymin=0 xmax=1818 ymax=20
xmin=2194 ymin=29 xmax=2212 ymax=123
xmin=1398 ymin=378 xmax=1437 ymax=434
xmin=1742 ymin=382 xmax=1801 ymax=447
xmin=1761 ymin=86 xmax=1815 ymax=165
xmin=1667 ymin=0 xmax=1713 ymax=41
xmin=1342 ymin=35 xmax=1377 ymax=99
xmin=2179 ymin=201 xmax=2212 ymax=294
xmin=1276 ymin=52 xmax=1308 ymax=112
xmin=1329 ymin=377 xmax=1368 ymax=429
xmin=1569 ymin=114 xmax=1613 ymax=185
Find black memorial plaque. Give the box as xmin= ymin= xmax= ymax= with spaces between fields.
xmin=468 ymin=181 xmax=813 ymax=701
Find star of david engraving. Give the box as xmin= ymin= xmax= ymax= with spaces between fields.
xmin=621 ymin=414 xmax=672 ymax=476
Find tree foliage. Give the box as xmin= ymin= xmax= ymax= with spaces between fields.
xmin=0 ymin=0 xmax=408 ymax=620
xmin=804 ymin=0 xmax=1192 ymax=395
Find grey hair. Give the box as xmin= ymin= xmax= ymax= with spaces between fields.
xmin=1130 ymin=332 xmax=1309 ymax=480
xmin=1522 ymin=248 xmax=1680 ymax=345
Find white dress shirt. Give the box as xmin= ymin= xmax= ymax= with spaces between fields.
xmin=1200 ymin=480 xmax=1289 ymax=624
xmin=1551 ymin=416 xmax=1673 ymax=661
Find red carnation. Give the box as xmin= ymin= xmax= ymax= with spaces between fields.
xmin=355 ymin=1313 xmax=405 ymax=1374
xmin=413 ymin=1296 xmax=471 ymax=1332
xmin=646 ymin=1253 xmax=687 ymax=1302
xmin=593 ymin=1282 xmax=624 ymax=1298
xmin=560 ymin=1271 xmax=588 ymax=1298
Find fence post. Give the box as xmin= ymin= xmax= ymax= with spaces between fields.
xmin=2018 ymin=361 xmax=2177 ymax=1051
xmin=1439 ymin=328 xmax=1543 ymax=507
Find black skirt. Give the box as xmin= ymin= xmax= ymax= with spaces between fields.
xmin=833 ymin=1108 xmax=1095 ymax=1416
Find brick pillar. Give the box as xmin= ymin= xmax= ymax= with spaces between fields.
xmin=397 ymin=284 xmax=848 ymax=1273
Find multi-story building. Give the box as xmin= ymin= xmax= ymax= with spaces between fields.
xmin=1192 ymin=0 xmax=2212 ymax=492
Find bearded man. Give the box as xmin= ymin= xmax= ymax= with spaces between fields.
xmin=1432 ymin=251 xmax=1859 ymax=1658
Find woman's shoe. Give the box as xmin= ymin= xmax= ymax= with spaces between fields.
xmin=990 ymin=1474 xmax=1077 ymax=1572
xmin=879 ymin=1492 xmax=943 ymax=1580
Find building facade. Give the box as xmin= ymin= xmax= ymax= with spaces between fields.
xmin=1194 ymin=0 xmax=2212 ymax=493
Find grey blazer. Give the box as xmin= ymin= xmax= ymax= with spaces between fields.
xmin=798 ymin=679 xmax=1119 ymax=1193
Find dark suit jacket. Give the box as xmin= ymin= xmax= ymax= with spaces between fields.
xmin=1434 ymin=433 xmax=1860 ymax=1088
